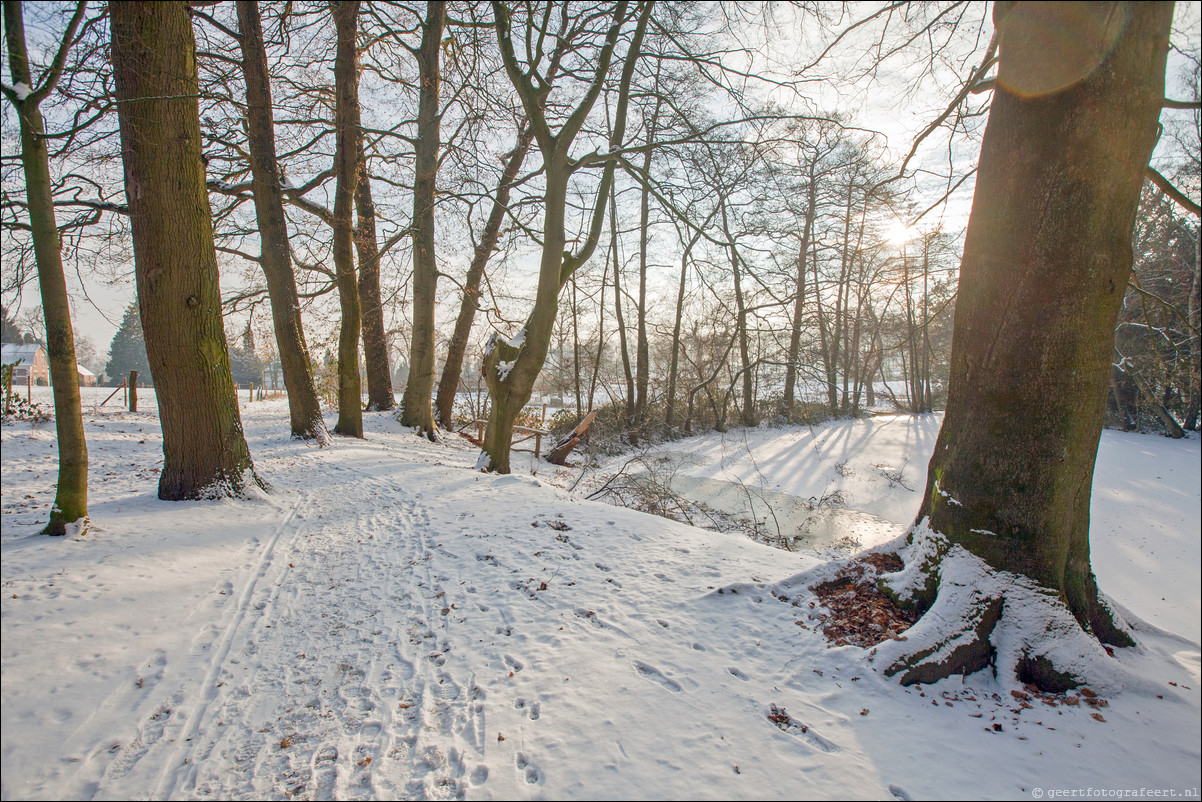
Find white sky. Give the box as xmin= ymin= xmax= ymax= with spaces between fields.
xmin=3 ymin=1 xmax=1199 ymax=360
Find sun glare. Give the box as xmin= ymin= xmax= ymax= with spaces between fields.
xmin=885 ymin=221 xmax=918 ymax=246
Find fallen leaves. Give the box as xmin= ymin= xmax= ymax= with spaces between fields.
xmin=767 ymin=704 xmax=808 ymax=733
xmin=806 ymin=552 xmax=916 ymax=648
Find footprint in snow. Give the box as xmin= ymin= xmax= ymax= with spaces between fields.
xmin=504 ymin=655 xmax=524 ymax=673
xmin=514 ymin=698 xmax=541 ymax=720
xmin=889 ymin=785 xmax=913 ymax=801
xmin=768 ymin=705 xmax=841 ymax=753
xmin=727 ymin=666 xmax=749 ymax=681
xmin=516 ymin=752 xmax=542 ymax=785
xmin=633 ymin=661 xmax=682 ymax=693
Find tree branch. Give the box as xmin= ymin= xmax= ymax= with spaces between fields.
xmin=1146 ymin=166 xmax=1201 ymax=216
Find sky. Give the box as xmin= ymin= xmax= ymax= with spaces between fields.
xmin=1 ymin=1 xmax=1199 ymax=361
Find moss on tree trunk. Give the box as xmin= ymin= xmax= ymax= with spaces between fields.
xmin=112 ymin=1 xmax=260 ymax=499
xmin=913 ymin=2 xmax=1173 ymax=677
xmin=4 ymin=1 xmax=90 ymax=534
xmin=236 ymin=0 xmax=328 ymax=443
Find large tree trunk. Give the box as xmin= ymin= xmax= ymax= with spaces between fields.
xmin=482 ymin=0 xmax=647 ymax=473
xmin=4 ymin=0 xmax=89 ymax=534
xmin=482 ymin=162 xmax=570 ymax=473
xmin=435 ymin=124 xmax=533 ymax=429
xmin=355 ymin=143 xmax=395 ymax=411
xmin=235 ymin=0 xmax=328 ymax=444
xmin=900 ymin=1 xmax=1173 ymax=687
xmin=330 ymin=0 xmax=362 ymax=437
xmin=111 ymin=0 xmax=260 ymax=499
xmin=399 ymin=2 xmax=446 ymax=438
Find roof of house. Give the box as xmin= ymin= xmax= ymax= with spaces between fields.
xmin=77 ymin=365 xmax=96 ymax=377
xmin=1 ymin=343 xmax=45 ymax=366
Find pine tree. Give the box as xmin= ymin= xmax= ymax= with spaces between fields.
xmin=105 ymin=303 xmax=150 ymax=384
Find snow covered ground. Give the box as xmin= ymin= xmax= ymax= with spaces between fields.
xmin=2 ymin=392 xmax=1199 ymax=800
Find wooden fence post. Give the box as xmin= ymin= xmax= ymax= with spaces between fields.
xmin=129 ymin=370 xmax=138 ymax=412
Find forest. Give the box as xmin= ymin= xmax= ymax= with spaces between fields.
xmin=1 ymin=2 xmax=1200 ymax=800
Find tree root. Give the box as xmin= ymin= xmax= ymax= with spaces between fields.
xmin=868 ymin=523 xmax=1131 ymax=693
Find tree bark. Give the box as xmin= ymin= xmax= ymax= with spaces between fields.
xmin=4 ymin=0 xmax=89 ymax=533
xmin=916 ymin=1 xmax=1173 ymax=655
xmin=235 ymin=0 xmax=328 ymax=443
xmin=355 ymin=136 xmax=395 ymax=411
xmin=330 ymin=0 xmax=362 ymax=437
xmin=399 ymin=1 xmax=446 ymax=438
xmin=111 ymin=0 xmax=260 ymax=499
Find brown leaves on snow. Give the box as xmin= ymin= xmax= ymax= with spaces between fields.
xmin=806 ymin=552 xmax=917 ymax=648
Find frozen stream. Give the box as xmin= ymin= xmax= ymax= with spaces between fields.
xmin=664 ymin=473 xmax=906 ymax=552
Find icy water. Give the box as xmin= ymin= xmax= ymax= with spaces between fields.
xmin=664 ymin=474 xmax=905 ymax=552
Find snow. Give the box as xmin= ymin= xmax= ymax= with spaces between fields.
xmin=504 ymin=328 xmax=526 ymax=350
xmin=2 ymin=398 xmax=1199 ymax=800
xmin=12 ymin=81 xmax=32 ymax=100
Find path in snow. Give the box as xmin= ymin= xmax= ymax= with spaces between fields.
xmin=3 ymin=399 xmax=1198 ymax=801
xmin=81 ymin=451 xmax=492 ymax=799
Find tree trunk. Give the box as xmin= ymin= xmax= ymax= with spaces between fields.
xmin=330 ymin=0 xmax=362 ymax=437
xmin=483 ymin=0 xmax=647 ymax=472
xmin=399 ymin=2 xmax=446 ymax=438
xmin=111 ymin=0 xmax=260 ymax=499
xmin=911 ymin=1 xmax=1173 ymax=680
xmin=783 ymin=172 xmax=817 ymax=420
xmin=812 ymin=236 xmax=836 ymax=415
xmin=634 ymin=108 xmax=659 ymax=431
xmin=610 ymin=184 xmax=635 ymax=427
xmin=235 ymin=0 xmax=328 ymax=443
xmin=665 ymin=226 xmax=705 ymax=429
xmin=355 ymin=142 xmax=395 ymax=411
xmin=719 ymin=198 xmax=755 ymax=427
xmin=4 ymin=0 xmax=89 ymax=534
xmin=435 ymin=124 xmax=533 ymax=428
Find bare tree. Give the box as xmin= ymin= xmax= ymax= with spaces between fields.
xmin=111 ymin=0 xmax=261 ymax=499
xmin=235 ymin=0 xmax=329 ymax=443
xmin=887 ymin=1 xmax=1174 ymax=689
xmin=2 ymin=0 xmax=89 ymax=534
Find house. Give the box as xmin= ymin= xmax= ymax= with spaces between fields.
xmin=1 ymin=343 xmax=97 ymax=387
xmin=1 ymin=343 xmax=50 ymax=386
